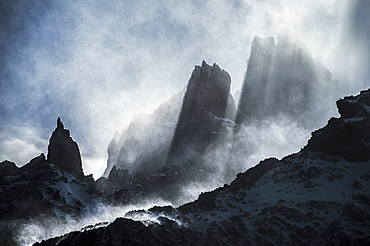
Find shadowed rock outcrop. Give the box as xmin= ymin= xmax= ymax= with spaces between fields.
xmin=167 ymin=61 xmax=233 ymax=165
xmin=47 ymin=117 xmax=84 ymax=180
xmin=304 ymin=88 xmax=370 ymax=161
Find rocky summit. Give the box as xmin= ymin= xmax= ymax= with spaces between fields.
xmin=167 ymin=61 xmax=234 ymax=166
xmin=47 ymin=117 xmax=84 ymax=180
xmin=37 ymin=89 xmax=370 ymax=245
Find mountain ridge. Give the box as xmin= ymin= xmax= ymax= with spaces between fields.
xmin=36 ymin=88 xmax=370 ymax=245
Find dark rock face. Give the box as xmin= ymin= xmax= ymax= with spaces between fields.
xmin=35 ymin=216 xmax=205 ymax=246
xmin=100 ymin=48 xmax=338 ymax=206
xmin=0 ymin=160 xmax=18 ymax=173
xmin=0 ymin=156 xmax=101 ymax=222
xmin=35 ymin=218 xmax=164 ymax=246
xmin=95 ymin=167 xmax=132 ymax=205
xmin=304 ymin=89 xmax=370 ymax=162
xmin=236 ymin=36 xmax=337 ymax=129
xmin=167 ymin=61 xmax=233 ymax=165
xmin=0 ymin=154 xmax=105 ymax=246
xmin=47 ymin=118 xmax=84 ymax=179
xmin=229 ymin=157 xmax=278 ymax=190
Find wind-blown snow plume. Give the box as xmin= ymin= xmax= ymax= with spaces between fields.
xmin=16 ymin=200 xmax=172 ymax=246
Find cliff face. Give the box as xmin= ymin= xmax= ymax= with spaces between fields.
xmin=237 ymin=36 xmax=337 ymax=129
xmin=167 ymin=61 xmax=234 ymax=165
xmin=47 ymin=118 xmax=84 ymax=180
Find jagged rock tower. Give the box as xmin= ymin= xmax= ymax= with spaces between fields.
xmin=47 ymin=117 xmax=84 ymax=179
xmin=167 ymin=61 xmax=233 ymax=165
xmin=236 ymin=36 xmax=336 ymax=129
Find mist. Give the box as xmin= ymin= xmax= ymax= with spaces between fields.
xmin=1 ymin=0 xmax=368 ymax=179
xmin=15 ymin=199 xmax=172 ymax=245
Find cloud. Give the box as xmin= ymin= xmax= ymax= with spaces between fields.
xmin=0 ymin=125 xmax=47 ymax=165
xmin=1 ymin=139 xmax=40 ymax=165
xmin=83 ymin=156 xmax=107 ymax=179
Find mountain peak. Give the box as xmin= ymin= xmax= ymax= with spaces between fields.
xmin=201 ymin=60 xmax=209 ymax=68
xmin=167 ymin=61 xmax=232 ymax=165
xmin=47 ymin=117 xmax=84 ymax=179
xmin=57 ymin=117 xmax=64 ymax=129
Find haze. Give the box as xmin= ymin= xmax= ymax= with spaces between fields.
xmin=1 ymin=0 xmax=369 ymax=179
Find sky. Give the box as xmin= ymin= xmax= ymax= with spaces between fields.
xmin=1 ymin=0 xmax=369 ymax=179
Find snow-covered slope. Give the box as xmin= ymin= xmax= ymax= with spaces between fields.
xmin=37 ymin=89 xmax=370 ymax=245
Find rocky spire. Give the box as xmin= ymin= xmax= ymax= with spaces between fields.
xmin=167 ymin=61 xmax=233 ymax=165
xmin=47 ymin=117 xmax=84 ymax=179
xmin=57 ymin=116 xmax=64 ymax=129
